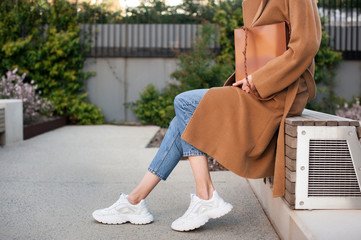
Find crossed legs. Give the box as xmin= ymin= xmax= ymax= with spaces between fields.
xmin=93 ymin=89 xmax=231 ymax=230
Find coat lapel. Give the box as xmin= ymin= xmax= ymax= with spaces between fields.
xmin=242 ymin=0 xmax=268 ymax=27
xmin=242 ymin=0 xmax=260 ymax=27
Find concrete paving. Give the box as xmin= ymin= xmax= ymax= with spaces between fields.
xmin=0 ymin=125 xmax=279 ymax=240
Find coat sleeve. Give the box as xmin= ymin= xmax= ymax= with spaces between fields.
xmin=251 ymin=0 xmax=322 ymax=99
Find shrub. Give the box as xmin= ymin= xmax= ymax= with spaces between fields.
xmin=132 ymin=85 xmax=176 ymax=128
xmin=0 ymin=69 xmax=53 ymax=124
xmin=336 ymin=98 xmax=361 ymax=121
xmin=0 ymin=0 xmax=104 ymax=124
xmin=171 ymin=23 xmax=233 ymax=90
xmin=49 ymin=88 xmax=104 ymax=125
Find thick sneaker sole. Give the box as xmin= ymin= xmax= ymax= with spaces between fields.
xmin=92 ymin=212 xmax=154 ymax=225
xmin=171 ymin=202 xmax=233 ymax=232
xmin=208 ymin=202 xmax=233 ymax=219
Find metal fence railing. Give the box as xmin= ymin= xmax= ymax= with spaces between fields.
xmin=78 ymin=2 xmax=360 ymax=59
xmin=80 ymin=24 xmax=220 ymax=58
xmin=319 ymin=0 xmax=361 ymax=59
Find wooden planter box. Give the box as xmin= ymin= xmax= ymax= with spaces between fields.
xmin=23 ymin=116 xmax=67 ymax=140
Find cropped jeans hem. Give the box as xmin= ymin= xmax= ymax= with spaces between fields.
xmin=183 ymin=152 xmax=206 ymax=157
xmin=148 ymin=168 xmax=167 ymax=181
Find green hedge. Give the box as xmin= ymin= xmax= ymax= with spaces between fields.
xmin=0 ymin=0 xmax=104 ymax=124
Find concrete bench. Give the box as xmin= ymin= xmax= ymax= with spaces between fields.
xmin=0 ymin=107 xmax=4 ymax=134
xmin=248 ymin=109 xmax=361 ymax=239
xmin=0 ymin=99 xmax=23 ymax=146
xmin=284 ymin=109 xmax=361 ymax=210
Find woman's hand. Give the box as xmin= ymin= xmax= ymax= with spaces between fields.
xmin=232 ymin=75 xmax=256 ymax=93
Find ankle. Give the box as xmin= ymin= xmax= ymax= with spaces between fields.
xmin=197 ymin=187 xmax=215 ymax=200
xmin=126 ymin=195 xmax=141 ymax=205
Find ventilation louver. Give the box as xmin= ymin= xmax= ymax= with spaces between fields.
xmin=295 ymin=126 xmax=361 ymax=209
xmin=308 ymin=140 xmax=361 ymax=197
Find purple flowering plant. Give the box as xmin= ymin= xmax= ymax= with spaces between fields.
xmin=0 ymin=68 xmax=53 ymax=124
xmin=336 ymin=98 xmax=361 ymax=121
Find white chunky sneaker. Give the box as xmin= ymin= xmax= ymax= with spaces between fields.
xmin=92 ymin=193 xmax=154 ymax=225
xmin=171 ymin=190 xmax=233 ymax=231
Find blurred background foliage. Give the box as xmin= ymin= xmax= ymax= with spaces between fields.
xmin=0 ymin=0 xmax=104 ymax=124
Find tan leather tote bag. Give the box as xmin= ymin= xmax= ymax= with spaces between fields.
xmin=234 ymin=22 xmax=289 ymax=100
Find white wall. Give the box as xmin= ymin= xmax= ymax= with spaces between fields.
xmin=333 ymin=60 xmax=361 ymax=101
xmin=84 ymin=57 xmax=179 ymax=123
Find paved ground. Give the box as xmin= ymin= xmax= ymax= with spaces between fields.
xmin=0 ymin=125 xmax=279 ymax=240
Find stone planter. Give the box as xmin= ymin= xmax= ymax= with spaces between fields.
xmin=23 ymin=116 xmax=67 ymax=140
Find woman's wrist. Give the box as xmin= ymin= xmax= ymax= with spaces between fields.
xmin=247 ymin=75 xmax=256 ymax=92
xmin=231 ymin=75 xmax=257 ymax=94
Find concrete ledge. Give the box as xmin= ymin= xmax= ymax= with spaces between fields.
xmin=0 ymin=99 xmax=23 ymax=146
xmin=248 ymin=179 xmax=361 ymax=240
xmin=248 ymin=179 xmax=313 ymax=240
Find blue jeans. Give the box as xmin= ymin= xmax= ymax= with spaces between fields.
xmin=148 ymin=89 xmax=208 ymax=180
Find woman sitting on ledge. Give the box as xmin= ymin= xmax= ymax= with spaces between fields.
xmin=92 ymin=0 xmax=321 ymax=232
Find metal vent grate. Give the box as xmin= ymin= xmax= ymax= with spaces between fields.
xmin=308 ymin=140 xmax=361 ymax=197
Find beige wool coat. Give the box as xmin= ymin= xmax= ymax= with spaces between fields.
xmin=182 ymin=0 xmax=322 ymax=197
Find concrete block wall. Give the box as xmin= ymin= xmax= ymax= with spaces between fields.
xmin=84 ymin=57 xmax=179 ymax=123
xmin=333 ymin=60 xmax=361 ymax=101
